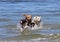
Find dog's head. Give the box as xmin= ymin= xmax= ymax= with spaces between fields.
xmin=32 ymin=16 xmax=41 ymax=26
xmin=23 ymin=14 xmax=32 ymax=20
xmin=33 ymin=16 xmax=41 ymax=22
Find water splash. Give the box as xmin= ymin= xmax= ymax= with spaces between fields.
xmin=16 ymin=22 xmax=43 ymax=32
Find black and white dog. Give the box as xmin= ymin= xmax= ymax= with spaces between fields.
xmin=20 ymin=16 xmax=41 ymax=32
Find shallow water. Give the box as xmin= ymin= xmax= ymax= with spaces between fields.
xmin=0 ymin=1 xmax=60 ymax=42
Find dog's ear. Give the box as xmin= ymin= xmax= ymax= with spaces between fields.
xmin=23 ymin=14 xmax=28 ymax=19
xmin=23 ymin=14 xmax=32 ymax=20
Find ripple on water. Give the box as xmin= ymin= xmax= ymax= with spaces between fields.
xmin=0 ymin=18 xmax=11 ymax=22
xmin=0 ymin=33 xmax=60 ymax=42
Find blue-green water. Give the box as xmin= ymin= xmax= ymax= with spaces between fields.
xmin=0 ymin=1 xmax=60 ymax=42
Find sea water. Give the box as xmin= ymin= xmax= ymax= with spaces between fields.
xmin=0 ymin=1 xmax=60 ymax=42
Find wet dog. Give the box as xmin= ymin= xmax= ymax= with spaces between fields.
xmin=32 ymin=16 xmax=41 ymax=27
xmin=20 ymin=14 xmax=41 ymax=32
xmin=20 ymin=14 xmax=35 ymax=32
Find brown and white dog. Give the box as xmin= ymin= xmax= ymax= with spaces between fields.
xmin=20 ymin=14 xmax=35 ymax=32
xmin=20 ymin=14 xmax=41 ymax=32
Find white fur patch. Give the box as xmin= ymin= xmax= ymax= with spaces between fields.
xmin=33 ymin=16 xmax=41 ymax=22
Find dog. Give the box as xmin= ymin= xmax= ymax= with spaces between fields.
xmin=20 ymin=14 xmax=41 ymax=32
xmin=32 ymin=16 xmax=41 ymax=27
xmin=20 ymin=14 xmax=35 ymax=32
